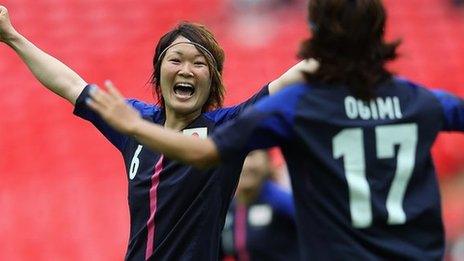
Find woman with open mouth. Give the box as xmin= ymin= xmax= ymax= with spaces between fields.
xmin=0 ymin=6 xmax=317 ymax=260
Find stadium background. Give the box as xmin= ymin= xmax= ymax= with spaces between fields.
xmin=0 ymin=0 xmax=463 ymax=260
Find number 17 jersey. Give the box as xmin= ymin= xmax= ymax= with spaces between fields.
xmin=212 ymin=77 xmax=464 ymax=260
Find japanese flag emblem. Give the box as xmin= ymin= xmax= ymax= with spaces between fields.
xmin=182 ymin=127 xmax=207 ymax=139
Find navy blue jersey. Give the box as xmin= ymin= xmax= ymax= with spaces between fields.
xmin=74 ymin=84 xmax=269 ymax=261
xmin=221 ymin=180 xmax=300 ymax=261
xmin=212 ymin=78 xmax=464 ymax=260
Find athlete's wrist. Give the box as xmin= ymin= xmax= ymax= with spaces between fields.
xmin=1 ymin=29 xmax=21 ymax=46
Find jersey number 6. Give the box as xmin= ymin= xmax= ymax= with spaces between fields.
xmin=129 ymin=145 xmax=144 ymax=180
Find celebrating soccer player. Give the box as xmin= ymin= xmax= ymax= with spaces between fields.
xmin=85 ymin=0 xmax=464 ymax=259
xmin=0 ymin=5 xmax=318 ymax=260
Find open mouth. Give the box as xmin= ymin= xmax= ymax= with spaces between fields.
xmin=173 ymin=83 xmax=195 ymax=97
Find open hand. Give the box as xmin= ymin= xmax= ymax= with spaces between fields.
xmin=284 ymin=58 xmax=320 ymax=83
xmin=278 ymin=58 xmax=320 ymax=88
xmin=269 ymin=58 xmax=320 ymax=94
xmin=298 ymin=58 xmax=320 ymax=74
xmin=86 ymin=80 xmax=142 ymax=135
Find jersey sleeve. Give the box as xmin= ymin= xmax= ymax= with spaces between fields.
xmin=73 ymin=85 xmax=148 ymax=151
xmin=431 ymin=90 xmax=464 ymax=131
xmin=206 ymin=84 xmax=269 ymax=124
xmin=211 ymin=85 xmax=305 ymax=161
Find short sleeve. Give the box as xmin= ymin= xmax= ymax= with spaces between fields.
xmin=431 ymin=90 xmax=464 ymax=131
xmin=73 ymin=85 xmax=149 ymax=151
xmin=205 ymin=84 xmax=269 ymax=125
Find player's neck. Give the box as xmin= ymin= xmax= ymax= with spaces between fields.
xmin=164 ymin=109 xmax=201 ymax=131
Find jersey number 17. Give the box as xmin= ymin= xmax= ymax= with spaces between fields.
xmin=332 ymin=123 xmax=418 ymax=229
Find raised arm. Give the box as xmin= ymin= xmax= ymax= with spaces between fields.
xmin=268 ymin=58 xmax=319 ymax=94
xmin=0 ymin=6 xmax=87 ymax=105
xmin=210 ymin=58 xmax=319 ymax=123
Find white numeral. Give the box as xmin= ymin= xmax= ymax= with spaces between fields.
xmin=376 ymin=124 xmax=417 ymax=225
xmin=332 ymin=124 xmax=418 ymax=228
xmin=333 ymin=128 xmax=372 ymax=228
xmin=129 ymin=145 xmax=143 ymax=180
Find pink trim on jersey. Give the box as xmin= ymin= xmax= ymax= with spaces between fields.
xmin=145 ymin=155 xmax=164 ymax=260
xmin=235 ymin=203 xmax=250 ymax=261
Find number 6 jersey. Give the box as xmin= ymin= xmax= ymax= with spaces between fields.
xmin=74 ymin=85 xmax=269 ymax=261
xmin=212 ymin=77 xmax=464 ymax=260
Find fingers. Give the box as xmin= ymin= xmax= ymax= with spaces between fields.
xmin=85 ymin=95 xmax=105 ymax=114
xmin=294 ymin=58 xmax=320 ymax=74
xmin=104 ymin=80 xmax=123 ymax=99
xmin=85 ymin=86 xmax=108 ymax=116
xmin=0 ymin=6 xmax=8 ymax=17
xmin=306 ymin=58 xmax=320 ymax=73
xmin=88 ymin=84 xmax=113 ymax=107
xmin=87 ymin=81 xmax=126 ymax=112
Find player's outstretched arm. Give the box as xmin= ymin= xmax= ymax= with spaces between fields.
xmin=268 ymin=58 xmax=319 ymax=94
xmin=0 ymin=6 xmax=87 ymax=105
xmin=86 ymin=81 xmax=221 ymax=169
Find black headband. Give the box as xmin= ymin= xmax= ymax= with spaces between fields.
xmin=157 ymin=41 xmax=218 ymax=69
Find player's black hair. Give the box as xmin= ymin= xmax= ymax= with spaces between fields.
xmin=298 ymin=0 xmax=400 ymax=99
xmin=150 ymin=22 xmax=225 ymax=111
